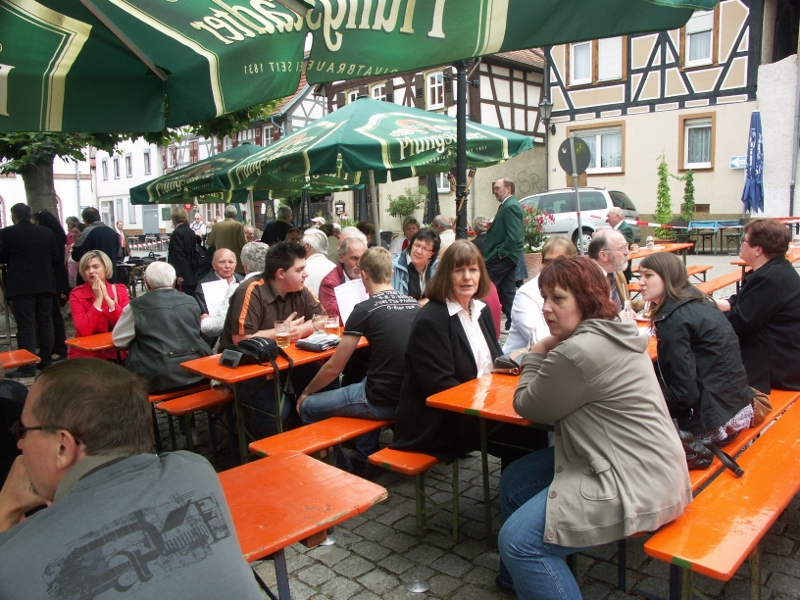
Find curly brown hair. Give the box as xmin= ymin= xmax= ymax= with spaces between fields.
xmin=538 ymin=256 xmax=619 ymax=321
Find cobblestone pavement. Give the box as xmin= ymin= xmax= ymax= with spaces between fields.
xmin=7 ymin=248 xmax=800 ymax=599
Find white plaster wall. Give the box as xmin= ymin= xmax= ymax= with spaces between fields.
xmin=757 ymin=54 xmax=798 ymax=217
xmin=547 ymin=101 xmax=756 ymax=217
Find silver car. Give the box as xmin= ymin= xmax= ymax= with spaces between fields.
xmin=519 ymin=187 xmax=640 ymax=250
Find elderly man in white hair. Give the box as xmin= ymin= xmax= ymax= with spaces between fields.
xmin=319 ymin=229 xmax=368 ymax=318
xmin=113 ymin=261 xmax=210 ymax=394
xmin=303 ymin=228 xmax=337 ymax=297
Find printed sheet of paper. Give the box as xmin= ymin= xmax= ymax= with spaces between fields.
xmin=334 ymin=278 xmax=369 ymax=325
xmin=201 ymin=279 xmax=230 ymax=317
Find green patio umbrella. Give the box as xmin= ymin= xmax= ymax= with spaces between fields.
xmin=222 ymin=97 xmax=533 ymax=203
xmin=1 ymin=0 xmax=305 ymax=132
xmin=130 ymin=143 xmax=266 ymax=205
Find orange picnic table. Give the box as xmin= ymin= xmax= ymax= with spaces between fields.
xmin=0 ymin=349 xmax=40 ymax=370
xmin=220 ymin=450 xmax=387 ymax=599
xmin=182 ymin=338 xmax=368 ymax=463
xmin=629 ymin=242 xmax=694 ymax=264
xmin=730 ymin=246 xmax=800 ymax=280
xmin=65 ymin=331 xmax=116 ymax=353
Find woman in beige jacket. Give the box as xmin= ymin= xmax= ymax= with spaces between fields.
xmin=497 ymin=257 xmax=691 ymax=599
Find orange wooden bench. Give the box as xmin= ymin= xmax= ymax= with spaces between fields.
xmin=628 ymin=265 xmax=712 ymax=293
xmin=248 ymin=417 xmax=394 ymax=462
xmin=643 ymin=398 xmax=800 ymax=600
xmin=155 ymin=387 xmax=234 ymax=463
xmin=369 ymin=447 xmax=459 ymax=541
xmin=696 ymin=269 xmax=745 ymax=295
xmin=148 ymin=382 xmax=210 ymax=453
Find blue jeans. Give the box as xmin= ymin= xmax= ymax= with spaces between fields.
xmin=299 ymin=378 xmax=396 ymax=470
xmin=498 ymin=447 xmax=589 ymax=600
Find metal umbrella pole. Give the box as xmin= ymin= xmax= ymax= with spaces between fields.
xmin=455 ymin=61 xmax=469 ymax=239
xmin=568 ymin=133 xmax=585 ymax=255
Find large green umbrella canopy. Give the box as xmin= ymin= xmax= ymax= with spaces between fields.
xmin=0 ymin=0 xmax=304 ymax=132
xmin=222 ymin=98 xmax=534 ymax=192
xmin=1 ymin=0 xmax=715 ymax=133
xmin=130 ymin=143 xmax=266 ymax=205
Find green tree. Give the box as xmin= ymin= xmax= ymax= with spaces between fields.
xmin=679 ymin=169 xmax=695 ymax=222
xmin=386 ymin=186 xmax=428 ymax=222
xmin=653 ymin=155 xmax=674 ymax=240
xmin=0 ymin=102 xmax=278 ymax=216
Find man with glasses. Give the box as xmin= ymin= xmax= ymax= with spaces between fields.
xmin=606 ymin=207 xmax=635 ymax=282
xmin=588 ymin=228 xmax=640 ymax=312
xmin=319 ymin=231 xmax=368 ymax=318
xmin=391 ymin=228 xmax=441 ymax=304
xmin=0 ymin=359 xmax=262 ymax=599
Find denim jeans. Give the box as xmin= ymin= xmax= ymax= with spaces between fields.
xmin=299 ymin=378 xmax=396 ymax=470
xmin=498 ymin=447 xmax=589 ymax=600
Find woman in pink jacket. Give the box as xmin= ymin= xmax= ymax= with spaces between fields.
xmin=68 ymin=250 xmax=130 ymax=360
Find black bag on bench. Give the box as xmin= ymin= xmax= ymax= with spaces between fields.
xmin=673 ymin=419 xmax=744 ymax=478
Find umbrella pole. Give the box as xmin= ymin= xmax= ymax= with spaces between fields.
xmin=569 ymin=134 xmax=585 ymax=256
xmin=369 ymin=170 xmax=380 ymax=237
xmin=455 ymin=61 xmax=469 ymax=239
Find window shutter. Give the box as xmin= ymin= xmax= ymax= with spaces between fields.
xmin=385 ymin=79 xmax=394 ymax=102
xmin=598 ymin=37 xmax=622 ymax=81
xmin=336 ymin=92 xmax=345 ymax=108
xmin=255 ymin=128 xmax=262 ymax=145
xmin=443 ymin=67 xmax=454 ymax=107
xmin=216 ymin=138 xmax=223 ymax=153
xmin=414 ymin=74 xmax=425 ymax=108
xmin=359 ymin=85 xmax=368 ymax=98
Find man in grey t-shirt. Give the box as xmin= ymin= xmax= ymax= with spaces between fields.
xmin=0 ymin=359 xmax=261 ymax=600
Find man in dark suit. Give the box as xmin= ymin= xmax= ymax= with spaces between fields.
xmin=0 ymin=204 xmax=60 ymax=376
xmin=484 ymin=178 xmax=524 ymax=327
xmin=71 ymin=207 xmax=120 ymax=284
xmin=261 ymin=205 xmax=292 ymax=246
xmin=168 ymin=207 xmax=200 ymax=297
xmin=607 ymin=207 xmax=635 ymax=282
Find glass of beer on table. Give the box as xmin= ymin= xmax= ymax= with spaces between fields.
xmin=275 ymin=320 xmax=291 ymax=349
xmin=312 ymin=314 xmax=327 ymax=333
xmin=325 ymin=316 xmax=340 ymax=337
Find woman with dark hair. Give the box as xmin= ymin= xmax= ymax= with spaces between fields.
xmin=716 ymin=218 xmax=800 ymax=392
xmin=390 ymin=227 xmax=440 ymax=302
xmin=640 ymin=252 xmax=754 ymax=442
xmin=33 ymin=210 xmax=70 ymax=360
xmin=497 ymin=256 xmax=690 ymax=599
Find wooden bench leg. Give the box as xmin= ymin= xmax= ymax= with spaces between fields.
xmin=479 ymin=418 xmax=493 ymax=546
xmin=273 ymin=549 xmax=291 ymax=599
xmin=679 ymin=566 xmax=691 ymax=600
xmin=166 ymin=414 xmax=178 ymax=452
xmin=181 ymin=415 xmax=193 ymax=453
xmin=618 ymin=538 xmax=626 ymax=590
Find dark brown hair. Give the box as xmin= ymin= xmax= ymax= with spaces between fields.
xmin=538 ymin=256 xmax=619 ymax=320
xmin=744 ymin=218 xmax=790 ymax=259
xmin=426 ymin=239 xmax=491 ymax=303
xmin=639 ymin=252 xmax=705 ymax=321
xmin=32 ymin=359 xmax=152 ymax=456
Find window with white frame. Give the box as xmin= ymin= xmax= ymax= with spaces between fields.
xmin=436 ymin=172 xmax=451 ymax=193
xmin=683 ymin=117 xmax=712 ymax=169
xmin=371 ymin=84 xmax=387 ymax=102
xmin=684 ymin=10 xmax=714 ymax=67
xmin=128 ymin=200 xmax=137 ymax=224
xmin=143 ymin=149 xmax=151 ymax=175
xmin=116 ymin=198 xmax=123 ymax=222
xmin=125 ymin=153 xmax=132 ymax=178
xmin=570 ymin=37 xmax=623 ymax=86
xmin=223 ymin=136 xmax=232 ymax=151
xmin=348 ymin=90 xmax=359 ymax=103
xmin=578 ymin=126 xmax=623 ymax=173
xmin=113 ymin=157 xmax=120 ymax=179
xmin=428 ymin=72 xmax=444 ymax=109
xmin=570 ymin=41 xmax=592 ymax=86
xmin=264 ymin=126 xmax=274 ymax=145
xmin=101 ymin=159 xmax=108 ymax=181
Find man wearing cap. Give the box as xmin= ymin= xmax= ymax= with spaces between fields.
xmin=311 ymin=216 xmax=326 ymax=227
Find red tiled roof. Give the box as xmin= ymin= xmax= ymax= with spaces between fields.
xmin=270 ymin=70 xmax=309 ymax=116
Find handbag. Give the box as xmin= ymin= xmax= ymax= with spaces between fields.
xmin=750 ymin=387 xmax=773 ymax=427
xmin=219 ymin=336 xmax=295 ymax=395
xmin=673 ymin=419 xmax=744 ymax=477
xmin=493 ymin=348 xmax=526 ymax=375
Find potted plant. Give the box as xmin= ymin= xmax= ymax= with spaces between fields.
xmin=386 ymin=186 xmax=428 ymax=226
xmin=653 ymin=155 xmax=676 ymax=242
xmin=522 ymin=205 xmax=555 ymax=279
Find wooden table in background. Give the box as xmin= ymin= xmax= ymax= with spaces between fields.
xmin=629 ymin=242 xmax=694 ymax=264
xmin=0 ymin=349 xmax=40 ymax=370
xmin=220 ymin=451 xmax=387 ymax=599
xmin=182 ymin=338 xmax=368 ymax=464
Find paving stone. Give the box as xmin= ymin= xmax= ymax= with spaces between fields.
xmin=374 ymin=508 xmax=408 ymax=526
xmin=377 ymin=553 xmax=416 ymax=575
xmin=423 ymin=530 xmax=458 ymax=550
xmin=767 ymin=572 xmax=800 ymax=596
xmin=629 ymin=576 xmax=670 ymax=599
xmin=380 ymin=532 xmax=420 ymax=553
xmin=332 ymin=555 xmax=375 ymax=578
xmin=463 ymin=565 xmax=497 ymax=588
xmin=352 ymin=521 xmax=395 ymax=542
xmin=403 ymin=543 xmax=446 ymax=564
xmin=452 ymin=538 xmax=489 ymax=560
xmin=307 ymin=544 xmax=351 ymax=567
xmin=350 ymin=540 xmax=392 ymax=562
xmin=357 ymin=568 xmax=401 ymax=595
xmin=450 ymin=583 xmax=505 ymax=599
xmin=286 ymin=553 xmax=316 ymax=574
xmin=429 ymin=552 xmax=473 ymax=577
xmin=296 ymin=563 xmax=337 ymax=586
xmin=586 ymin=561 xmax=637 ymax=592
xmin=766 ymin=533 xmax=798 ymax=556
xmin=350 ymin=591 xmax=383 ymax=600
xmin=319 ymin=575 xmax=365 ymax=600
xmin=580 ymin=581 xmax=615 ymax=600
xmin=473 ymin=549 xmax=501 ymax=571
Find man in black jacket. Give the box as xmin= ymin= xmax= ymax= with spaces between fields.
xmin=168 ymin=208 xmax=200 ymax=297
xmin=72 ymin=207 xmax=120 ymax=284
xmin=0 ymin=204 xmax=60 ymax=376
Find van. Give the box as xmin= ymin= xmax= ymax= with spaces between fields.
xmin=519 ymin=187 xmax=640 ymax=250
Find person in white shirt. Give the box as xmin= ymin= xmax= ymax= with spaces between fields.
xmin=302 ymin=228 xmax=337 ymax=298
xmin=503 ymin=236 xmax=578 ymax=353
xmin=190 ymin=213 xmax=207 ymax=239
xmin=432 ymin=215 xmax=456 ymax=253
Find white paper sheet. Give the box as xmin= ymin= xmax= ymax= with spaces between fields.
xmin=333 ymin=278 xmax=369 ymax=325
xmin=201 ymin=279 xmax=230 ymax=317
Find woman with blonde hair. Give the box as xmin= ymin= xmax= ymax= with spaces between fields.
xmin=68 ymin=250 xmax=129 ymax=360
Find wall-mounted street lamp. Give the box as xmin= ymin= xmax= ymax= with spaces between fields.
xmin=538 ymin=98 xmax=556 ymax=135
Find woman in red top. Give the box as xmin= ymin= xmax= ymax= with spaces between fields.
xmin=68 ymin=250 xmax=130 ymax=360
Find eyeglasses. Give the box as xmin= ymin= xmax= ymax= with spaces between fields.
xmin=10 ymin=420 xmax=81 ymax=443
xmin=411 ymin=242 xmax=434 ymax=254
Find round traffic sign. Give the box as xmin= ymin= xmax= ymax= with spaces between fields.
xmin=183 ymin=203 xmax=193 ymax=210
xmin=557 ymin=137 xmax=591 ymax=175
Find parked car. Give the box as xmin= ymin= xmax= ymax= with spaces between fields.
xmin=519 ymin=187 xmax=640 ymax=250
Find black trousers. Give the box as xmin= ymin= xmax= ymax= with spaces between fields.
xmin=486 ymin=256 xmax=518 ymax=322
xmin=11 ymin=293 xmax=55 ymax=367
